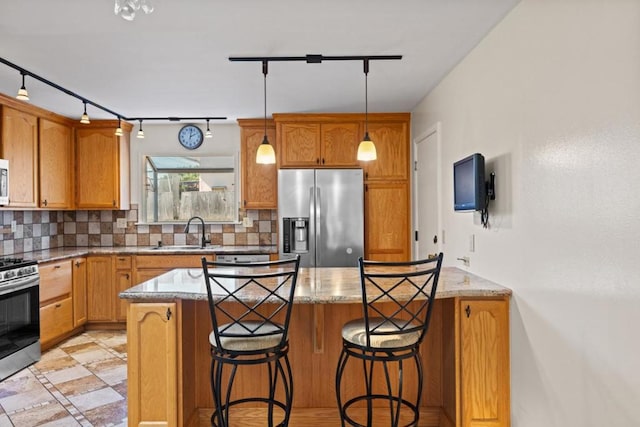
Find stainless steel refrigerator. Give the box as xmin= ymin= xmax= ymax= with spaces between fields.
xmin=278 ymin=169 xmax=364 ymax=267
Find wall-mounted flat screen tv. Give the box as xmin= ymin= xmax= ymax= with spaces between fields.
xmin=453 ymin=153 xmax=485 ymax=211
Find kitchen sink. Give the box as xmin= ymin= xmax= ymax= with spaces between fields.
xmin=150 ymin=245 xmax=220 ymax=250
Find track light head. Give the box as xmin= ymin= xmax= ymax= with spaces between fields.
xmin=16 ymin=73 xmax=29 ymax=101
xmin=80 ymin=102 xmax=90 ymax=124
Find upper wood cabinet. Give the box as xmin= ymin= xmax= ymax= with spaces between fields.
xmin=274 ymin=115 xmax=361 ymax=168
xmin=238 ymin=118 xmax=277 ymax=209
xmin=39 ymin=118 xmax=74 ymax=209
xmin=362 ymin=119 xmax=410 ymax=181
xmin=76 ymin=123 xmax=130 ymax=210
xmin=0 ymin=105 xmax=39 ymax=208
xmin=364 ymin=180 xmax=410 ymax=261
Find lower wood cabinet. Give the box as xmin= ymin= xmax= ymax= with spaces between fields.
xmin=87 ymin=255 xmax=133 ymax=323
xmin=72 ymin=257 xmax=87 ymax=327
xmin=127 ymin=302 xmax=177 ymax=427
xmin=39 ymin=260 xmax=74 ymax=349
xmin=459 ymin=298 xmax=510 ymax=427
xmin=115 ymin=256 xmax=133 ymax=322
xmin=133 ymin=254 xmax=213 ymax=285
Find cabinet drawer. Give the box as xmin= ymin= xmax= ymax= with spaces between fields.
xmin=40 ymin=297 xmax=73 ymax=344
xmin=135 ymin=255 xmax=211 ymax=269
xmin=39 ymin=260 xmax=72 ymax=304
xmin=114 ymin=256 xmax=132 ymax=270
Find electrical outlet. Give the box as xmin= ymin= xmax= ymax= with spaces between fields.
xmin=116 ymin=218 xmax=127 ymax=229
xmin=11 ymin=220 xmax=16 ymax=233
xmin=242 ymin=217 xmax=254 ymax=227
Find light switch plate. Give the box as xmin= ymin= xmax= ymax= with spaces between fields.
xmin=116 ymin=218 xmax=127 ymax=229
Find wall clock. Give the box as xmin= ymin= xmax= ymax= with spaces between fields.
xmin=178 ymin=125 xmax=204 ymax=150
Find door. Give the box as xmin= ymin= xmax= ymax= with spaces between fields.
xmin=278 ymin=169 xmax=315 ymax=267
xmin=414 ymin=124 xmax=441 ymax=259
xmin=316 ymin=169 xmax=363 ymax=267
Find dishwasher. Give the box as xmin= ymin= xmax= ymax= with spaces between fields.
xmin=215 ymin=254 xmax=270 ymax=264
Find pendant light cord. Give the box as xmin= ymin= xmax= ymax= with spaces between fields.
xmin=263 ymin=60 xmax=268 ymax=139
xmin=364 ymin=59 xmax=369 ymax=135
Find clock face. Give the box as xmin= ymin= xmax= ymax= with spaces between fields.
xmin=178 ymin=125 xmax=204 ymax=150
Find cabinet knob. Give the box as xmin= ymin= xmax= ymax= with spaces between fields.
xmin=55 ymin=303 xmax=62 ymax=308
xmin=75 ymin=261 xmax=81 ymax=267
xmin=112 ymin=200 xmax=117 ymax=207
xmin=125 ymin=273 xmax=130 ymax=280
xmin=316 ymin=158 xmax=320 ymax=164
xmin=465 ymin=305 xmax=471 ymax=318
xmin=322 ymin=158 xmax=325 ymax=165
xmin=42 ymin=199 xmax=48 ymax=207
xmin=166 ymin=308 xmax=172 ymax=320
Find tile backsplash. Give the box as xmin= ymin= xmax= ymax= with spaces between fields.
xmin=0 ymin=205 xmax=277 ymax=257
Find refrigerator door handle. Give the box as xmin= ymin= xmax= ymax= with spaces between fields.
xmin=315 ymin=187 xmax=321 ymax=263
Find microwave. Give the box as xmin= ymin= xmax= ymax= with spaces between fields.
xmin=0 ymin=159 xmax=8 ymax=205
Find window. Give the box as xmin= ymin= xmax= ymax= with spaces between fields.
xmin=143 ymin=156 xmax=238 ymax=223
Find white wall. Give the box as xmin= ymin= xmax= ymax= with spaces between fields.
xmin=412 ymin=0 xmax=640 ymax=425
xmin=128 ymin=122 xmax=241 ymax=205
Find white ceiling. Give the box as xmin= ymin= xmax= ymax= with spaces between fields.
xmin=0 ymin=0 xmax=520 ymax=123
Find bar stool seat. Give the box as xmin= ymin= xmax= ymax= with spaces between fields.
xmin=209 ymin=321 xmax=284 ymax=351
xmin=335 ymin=254 xmax=444 ymax=427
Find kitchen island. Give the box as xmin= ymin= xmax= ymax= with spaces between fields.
xmin=121 ymin=267 xmax=511 ymax=427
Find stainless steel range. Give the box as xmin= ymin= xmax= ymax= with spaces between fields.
xmin=0 ymin=258 xmax=40 ymax=381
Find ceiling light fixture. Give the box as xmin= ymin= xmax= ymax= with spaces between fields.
xmin=0 ymin=57 xmax=227 ymax=133
xmin=114 ymin=0 xmax=154 ymax=21
xmin=255 ymin=60 xmax=276 ymax=165
xmin=357 ymin=59 xmax=376 ymax=161
xmin=137 ymin=120 xmax=145 ymax=139
xmin=115 ymin=117 xmax=124 ymax=137
xmin=80 ymin=102 xmax=90 ymax=124
xmin=205 ymin=119 xmax=213 ymax=138
xmin=16 ymin=72 xmax=29 ymax=101
xmin=229 ymin=54 xmax=401 ymax=162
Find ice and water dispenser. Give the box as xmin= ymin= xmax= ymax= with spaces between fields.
xmin=282 ymin=217 xmax=309 ymax=253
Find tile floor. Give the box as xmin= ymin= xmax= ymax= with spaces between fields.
xmin=0 ymin=330 xmax=127 ymax=427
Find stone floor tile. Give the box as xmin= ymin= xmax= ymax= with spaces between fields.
xmin=44 ymin=365 xmax=93 ymax=386
xmin=6 ymin=400 xmax=76 ymax=427
xmin=82 ymin=399 xmax=128 ymax=427
xmin=67 ymin=386 xmax=124 ymax=413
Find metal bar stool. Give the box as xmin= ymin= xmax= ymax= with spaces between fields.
xmin=201 ymin=255 xmax=300 ymax=427
xmin=335 ymin=254 xmax=444 ymax=427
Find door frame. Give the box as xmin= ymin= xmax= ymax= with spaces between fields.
xmin=412 ymin=122 xmax=442 ymax=259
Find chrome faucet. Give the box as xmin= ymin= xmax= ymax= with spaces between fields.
xmin=184 ymin=216 xmax=211 ymax=248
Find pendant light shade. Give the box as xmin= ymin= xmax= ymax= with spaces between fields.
xmin=256 ymin=61 xmax=276 ymax=164
xmin=357 ymin=132 xmax=377 ymax=161
xmin=115 ymin=117 xmax=123 ymax=136
xmin=16 ymin=73 xmax=29 ymax=101
xmin=137 ymin=120 xmax=145 ymax=139
xmin=80 ymin=101 xmax=90 ymax=124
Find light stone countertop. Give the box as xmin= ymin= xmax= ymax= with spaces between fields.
xmin=19 ymin=246 xmax=278 ymax=263
xmin=119 ymin=266 xmax=511 ymax=304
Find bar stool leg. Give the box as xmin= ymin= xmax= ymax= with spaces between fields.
xmin=335 ymin=348 xmax=350 ymax=427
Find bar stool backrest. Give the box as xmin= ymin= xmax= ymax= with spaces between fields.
xmin=201 ymin=255 xmax=301 ymax=352
xmin=358 ymin=253 xmax=444 ymax=349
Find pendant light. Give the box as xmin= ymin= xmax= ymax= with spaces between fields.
xmin=137 ymin=119 xmax=145 ymax=139
xmin=205 ymin=119 xmax=213 ymax=138
xmin=16 ymin=72 xmax=29 ymax=101
xmin=115 ymin=117 xmax=123 ymax=137
xmin=80 ymin=101 xmax=91 ymax=124
xmin=357 ymin=59 xmax=377 ymax=161
xmin=256 ymin=60 xmax=276 ymax=164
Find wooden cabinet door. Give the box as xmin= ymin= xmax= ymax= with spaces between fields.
xmin=278 ymin=123 xmax=321 ymax=167
xmin=1 ymin=106 xmax=38 ymax=207
xmin=127 ymin=302 xmax=177 ymax=427
xmin=115 ymin=269 xmax=132 ymax=322
xmin=364 ymin=181 xmax=410 ymax=261
xmin=39 ymin=118 xmax=73 ymax=209
xmin=72 ymin=257 xmax=88 ymax=327
xmin=362 ymin=121 xmax=409 ymax=181
xmin=460 ymin=299 xmax=510 ymax=427
xmin=240 ymin=121 xmax=277 ymax=209
xmin=76 ymin=128 xmax=119 ymax=209
xmin=87 ymin=256 xmax=114 ymax=321
xmin=320 ymin=122 xmax=360 ymax=167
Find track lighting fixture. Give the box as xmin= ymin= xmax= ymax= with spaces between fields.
xmin=16 ymin=72 xmax=29 ymax=101
xmin=229 ymin=53 xmax=401 ymax=162
xmin=357 ymin=59 xmax=377 ymax=161
xmin=255 ymin=61 xmax=276 ymax=165
xmin=80 ymin=102 xmax=90 ymax=124
xmin=137 ymin=120 xmax=145 ymax=139
xmin=115 ymin=117 xmax=124 ymax=137
xmin=205 ymin=119 xmax=213 ymax=138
